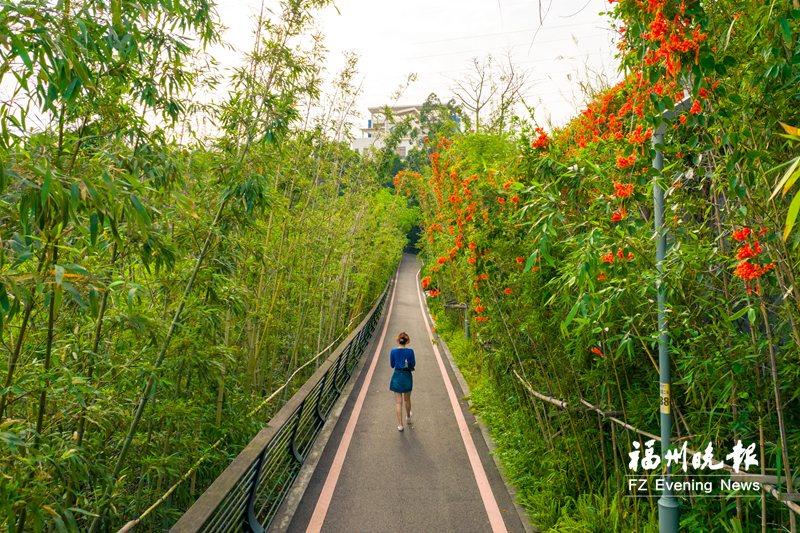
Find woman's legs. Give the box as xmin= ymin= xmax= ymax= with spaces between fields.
xmin=403 ymin=393 xmax=411 ymax=418
xmin=394 ymin=393 xmax=404 ymax=427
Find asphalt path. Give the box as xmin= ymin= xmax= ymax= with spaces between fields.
xmin=287 ymin=254 xmax=527 ymax=533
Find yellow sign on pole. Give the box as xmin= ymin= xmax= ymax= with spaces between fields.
xmin=660 ymin=382 xmax=670 ymax=414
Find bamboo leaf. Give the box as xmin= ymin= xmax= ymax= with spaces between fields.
xmin=64 ymin=264 xmax=89 ymax=276
xmin=41 ymin=169 xmax=52 ymax=205
xmin=10 ymin=34 xmax=33 ymax=70
xmin=779 ymin=17 xmax=793 ymax=45
xmin=523 ymin=252 xmax=537 ymax=273
xmin=54 ymin=265 xmax=64 ymax=287
xmin=783 ymin=191 xmax=800 ymax=241
xmin=0 ymin=283 xmax=8 ymax=313
xmin=63 ymin=282 xmax=86 ymax=308
xmin=63 ymin=77 xmax=81 ymax=102
xmin=89 ymin=212 xmax=99 ymax=245
xmin=728 ymin=306 xmax=750 ymax=322
xmin=770 ymin=156 xmax=800 ymax=200
xmin=561 ymin=293 xmax=584 ymax=333
xmin=129 ymin=195 xmax=151 ymax=225
xmin=780 ymin=123 xmax=800 ymax=136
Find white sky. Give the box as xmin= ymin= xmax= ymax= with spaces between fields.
xmin=215 ymin=0 xmax=620 ymax=133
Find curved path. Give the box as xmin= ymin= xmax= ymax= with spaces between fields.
xmin=285 ymin=254 xmax=528 ymax=532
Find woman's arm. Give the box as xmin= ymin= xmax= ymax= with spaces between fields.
xmin=407 ymin=349 xmax=416 ymax=370
xmin=389 ymin=348 xmax=396 ymax=368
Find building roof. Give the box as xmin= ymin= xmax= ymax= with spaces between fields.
xmin=367 ymin=104 xmax=422 ymax=115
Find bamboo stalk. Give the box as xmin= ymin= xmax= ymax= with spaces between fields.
xmin=758 ymin=287 xmax=796 ymax=532
xmin=76 ymin=243 xmax=118 ymax=446
xmin=34 ymin=241 xmax=59 ymax=440
xmin=0 ymin=297 xmax=35 ymax=421
xmin=513 ymin=369 xmax=567 ymax=409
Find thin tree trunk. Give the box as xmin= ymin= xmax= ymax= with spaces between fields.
xmin=76 ymin=243 xmax=119 ymax=445
xmin=216 ymin=306 xmax=231 ymax=426
xmin=758 ymin=289 xmax=796 ymax=533
xmin=34 ymin=242 xmax=59 ymax=440
xmin=0 ymin=297 xmax=35 ymax=421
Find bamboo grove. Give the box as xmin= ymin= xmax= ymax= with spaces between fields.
xmin=397 ymin=0 xmax=800 ymax=531
xmin=0 ymin=0 xmax=415 ymax=529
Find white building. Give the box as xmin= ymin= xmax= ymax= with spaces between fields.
xmin=351 ymin=104 xmax=422 ymax=158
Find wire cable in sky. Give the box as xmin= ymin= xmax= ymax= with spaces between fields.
xmin=404 ymin=33 xmax=608 ymax=61
xmin=409 ymin=19 xmax=604 ymax=46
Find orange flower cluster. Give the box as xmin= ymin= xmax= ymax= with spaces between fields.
xmin=601 ymin=248 xmax=635 ymax=264
xmin=531 ymin=127 xmax=549 ymax=149
xmin=627 ymin=124 xmax=653 ymax=145
xmin=610 ymin=180 xmax=634 ymax=225
xmin=732 ymin=227 xmax=751 ymax=241
xmin=638 ymin=0 xmax=708 ymax=78
xmin=613 ymin=182 xmax=634 ymax=198
xmin=732 ymin=226 xmax=774 ymax=294
xmin=616 ymin=154 xmax=637 ymax=169
xmin=395 ymin=137 xmax=534 ymax=327
xmin=474 ymin=297 xmax=488 ymax=322
xmin=611 ymin=207 xmax=628 ymax=223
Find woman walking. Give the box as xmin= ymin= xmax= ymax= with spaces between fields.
xmin=389 ymin=332 xmax=415 ymax=431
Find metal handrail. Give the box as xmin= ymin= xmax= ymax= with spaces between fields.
xmin=171 ymin=278 xmax=392 ymax=532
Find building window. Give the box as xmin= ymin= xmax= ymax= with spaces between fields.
xmin=397 ymin=146 xmax=407 ymax=157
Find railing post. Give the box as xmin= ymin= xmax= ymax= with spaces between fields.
xmin=345 ymin=336 xmax=360 ymax=376
xmin=245 ymin=449 xmax=267 ymax=533
xmin=289 ymin=398 xmax=306 ymax=463
xmin=357 ymin=327 xmax=367 ymax=351
xmin=332 ymin=348 xmax=345 ymax=394
xmin=315 ymin=370 xmax=329 ymax=423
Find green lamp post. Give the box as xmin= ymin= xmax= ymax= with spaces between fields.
xmin=652 ymin=96 xmax=691 ymax=533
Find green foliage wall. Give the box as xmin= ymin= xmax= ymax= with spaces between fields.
xmin=401 ymin=1 xmax=800 ymax=530
xmin=0 ymin=0 xmax=415 ymax=530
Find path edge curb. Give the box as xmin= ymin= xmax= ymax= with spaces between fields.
xmin=424 ymin=305 xmax=537 ymax=533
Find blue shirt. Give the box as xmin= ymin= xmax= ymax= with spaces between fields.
xmin=390 ymin=347 xmax=415 ymax=370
